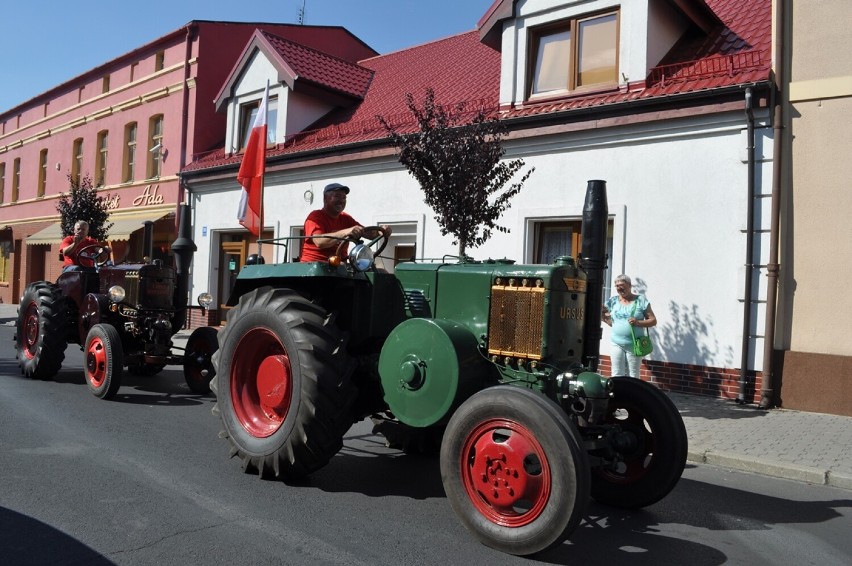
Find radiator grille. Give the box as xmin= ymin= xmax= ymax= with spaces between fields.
xmin=404 ymin=289 xmax=430 ymax=317
xmin=488 ymin=279 xmax=546 ymax=360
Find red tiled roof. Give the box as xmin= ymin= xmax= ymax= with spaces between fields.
xmin=184 ymin=0 xmax=771 ymax=174
xmin=186 ymin=31 xmax=499 ymax=171
xmin=260 ymin=31 xmax=374 ymax=99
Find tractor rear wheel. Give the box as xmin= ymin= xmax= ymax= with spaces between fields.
xmin=440 ymin=386 xmax=590 ymax=556
xmin=211 ymin=287 xmax=356 ymax=480
xmin=590 ymin=376 xmax=688 ymax=508
xmin=84 ymin=323 xmax=124 ymax=400
xmin=183 ymin=326 xmax=219 ymax=394
xmin=16 ymin=282 xmax=69 ymax=380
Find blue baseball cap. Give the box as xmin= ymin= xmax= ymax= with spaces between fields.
xmin=323 ymin=182 xmax=350 ymax=194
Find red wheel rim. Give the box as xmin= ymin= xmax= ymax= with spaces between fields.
xmin=230 ymin=327 xmax=293 ymax=438
xmin=459 ymin=418 xmax=551 ymax=527
xmin=22 ymin=302 xmax=40 ymax=360
xmin=595 ymin=406 xmax=657 ymax=484
xmin=86 ymin=336 xmax=108 ymax=387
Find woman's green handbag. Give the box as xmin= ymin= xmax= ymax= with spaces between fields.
xmin=631 ymin=332 xmax=654 ymax=357
xmin=629 ymin=300 xmax=653 ymax=356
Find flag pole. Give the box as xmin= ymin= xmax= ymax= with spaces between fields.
xmin=237 ymin=80 xmax=269 ymax=257
xmin=257 ymin=167 xmax=264 ymax=259
xmin=257 ymin=80 xmax=269 ymax=260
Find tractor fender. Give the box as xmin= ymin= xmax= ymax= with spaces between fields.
xmin=378 ymin=318 xmax=490 ymax=428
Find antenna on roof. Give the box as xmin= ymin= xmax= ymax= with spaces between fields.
xmin=298 ymin=0 xmax=306 ymax=25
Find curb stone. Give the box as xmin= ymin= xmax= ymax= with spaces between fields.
xmin=689 ymin=449 xmax=831 ymax=487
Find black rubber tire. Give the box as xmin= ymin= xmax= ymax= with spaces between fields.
xmin=183 ymin=326 xmax=219 ymax=394
xmin=16 ymin=282 xmax=69 ymax=380
xmin=211 ymin=287 xmax=356 ymax=480
xmin=590 ymin=377 xmax=688 ymax=508
xmin=84 ymin=324 xmax=124 ymax=400
xmin=440 ymin=386 xmax=590 ymax=556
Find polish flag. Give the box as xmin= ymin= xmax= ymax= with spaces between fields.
xmin=237 ymin=82 xmax=269 ymax=236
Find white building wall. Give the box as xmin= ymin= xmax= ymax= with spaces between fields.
xmin=189 ymin=108 xmax=773 ymax=374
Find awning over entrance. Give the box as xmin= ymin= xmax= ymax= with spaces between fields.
xmin=106 ymin=209 xmax=171 ymax=241
xmin=25 ymin=209 xmax=172 ymax=245
xmin=25 ymin=223 xmax=64 ymax=246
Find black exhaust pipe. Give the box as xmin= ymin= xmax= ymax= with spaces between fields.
xmin=580 ymin=180 xmax=609 ymax=372
xmin=171 ymin=202 xmax=197 ymax=331
xmin=142 ymin=221 xmax=155 ymax=262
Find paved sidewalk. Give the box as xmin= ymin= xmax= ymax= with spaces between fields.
xmin=669 ymin=390 xmax=852 ymax=490
xmin=3 ymin=303 xmax=851 ymax=491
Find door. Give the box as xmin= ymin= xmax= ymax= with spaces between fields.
xmin=219 ymin=241 xmax=247 ymax=316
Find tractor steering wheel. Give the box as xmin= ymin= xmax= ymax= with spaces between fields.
xmin=334 ymin=225 xmax=389 ymax=262
xmin=77 ymin=243 xmax=112 ymax=268
xmin=362 ymin=226 xmax=389 ymax=257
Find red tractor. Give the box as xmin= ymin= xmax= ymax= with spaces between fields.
xmin=15 ymin=204 xmax=218 ymax=399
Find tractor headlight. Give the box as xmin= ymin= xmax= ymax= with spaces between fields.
xmin=108 ymin=285 xmax=126 ymax=303
xmin=348 ymin=244 xmax=374 ymax=272
xmin=197 ymin=292 xmax=213 ymax=309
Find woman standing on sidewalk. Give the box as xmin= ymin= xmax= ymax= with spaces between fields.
xmin=602 ymin=274 xmax=657 ymax=378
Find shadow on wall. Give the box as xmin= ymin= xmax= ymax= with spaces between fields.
xmin=653 ymin=300 xmax=734 ymax=368
xmin=629 ymin=277 xmax=733 ymax=368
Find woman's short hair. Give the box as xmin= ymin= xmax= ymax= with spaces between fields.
xmin=614 ymin=274 xmax=632 ymax=286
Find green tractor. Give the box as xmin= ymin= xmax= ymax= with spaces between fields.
xmin=211 ymin=180 xmax=687 ymax=556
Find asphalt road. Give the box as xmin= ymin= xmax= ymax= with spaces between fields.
xmin=1 ymin=320 xmax=851 ymax=565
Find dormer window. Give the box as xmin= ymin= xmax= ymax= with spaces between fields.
xmin=239 ymin=96 xmax=278 ymax=149
xmin=529 ymin=10 xmax=619 ymax=99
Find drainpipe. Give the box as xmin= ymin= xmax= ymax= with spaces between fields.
xmin=759 ymin=0 xmax=786 ymax=410
xmin=736 ymin=87 xmax=756 ymax=404
xmin=177 ymin=23 xmax=197 ymax=213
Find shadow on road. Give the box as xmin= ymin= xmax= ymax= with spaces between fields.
xmin=0 ymin=506 xmax=115 ymax=565
xmin=544 ymin=475 xmax=852 ymax=565
xmin=3 ymin=363 xmax=209 ymax=407
xmin=305 ymin=435 xmax=852 ymax=565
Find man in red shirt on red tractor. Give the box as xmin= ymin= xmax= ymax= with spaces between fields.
xmin=60 ymin=220 xmax=103 ymax=271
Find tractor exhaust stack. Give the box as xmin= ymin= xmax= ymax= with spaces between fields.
xmin=171 ymin=202 xmax=197 ymax=330
xmin=579 ymin=179 xmax=609 ymax=372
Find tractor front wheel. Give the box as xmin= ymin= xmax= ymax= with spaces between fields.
xmin=590 ymin=376 xmax=688 ymax=508
xmin=211 ymin=287 xmax=356 ymax=480
xmin=440 ymin=386 xmax=590 ymax=556
xmin=84 ymin=324 xmax=124 ymax=400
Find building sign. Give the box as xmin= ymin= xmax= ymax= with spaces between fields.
xmin=103 ymin=194 xmax=121 ymax=210
xmin=132 ymin=184 xmax=165 ymax=207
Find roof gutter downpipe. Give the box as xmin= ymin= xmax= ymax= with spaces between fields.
xmin=759 ymin=0 xmax=786 ymax=410
xmin=177 ymin=24 xmax=196 ymax=212
xmin=737 ymin=87 xmax=756 ymax=404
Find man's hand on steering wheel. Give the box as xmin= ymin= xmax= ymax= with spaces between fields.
xmin=77 ymin=243 xmax=112 ymax=268
xmin=333 ymin=225 xmax=390 ymax=264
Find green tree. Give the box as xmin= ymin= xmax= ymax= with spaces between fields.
xmin=56 ymin=173 xmax=113 ymax=241
xmin=380 ymin=88 xmax=533 ymax=258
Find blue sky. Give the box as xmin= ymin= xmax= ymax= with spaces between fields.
xmin=1 ymin=0 xmax=493 ymax=112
